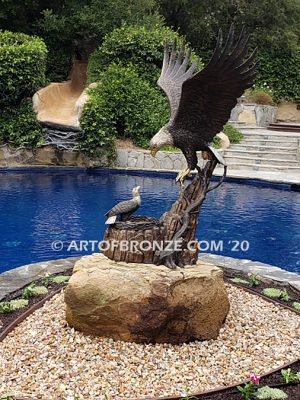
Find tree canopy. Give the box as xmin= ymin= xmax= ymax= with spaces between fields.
xmin=158 ymin=0 xmax=300 ymax=54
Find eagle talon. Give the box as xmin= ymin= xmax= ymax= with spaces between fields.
xmin=176 ymin=168 xmax=191 ymax=189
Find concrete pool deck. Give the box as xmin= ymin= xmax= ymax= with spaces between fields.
xmin=213 ymin=167 xmax=300 ymax=186
xmin=1 ymin=254 xmax=299 ymax=301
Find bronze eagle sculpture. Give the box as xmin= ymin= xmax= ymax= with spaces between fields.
xmin=105 ymin=186 xmax=141 ymax=224
xmin=150 ymin=25 xmax=257 ymax=185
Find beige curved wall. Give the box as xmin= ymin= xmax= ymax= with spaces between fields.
xmin=33 ymin=61 xmax=87 ymax=128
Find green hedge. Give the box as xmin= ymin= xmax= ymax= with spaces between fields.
xmin=80 ymin=63 xmax=169 ymax=156
xmin=256 ymin=50 xmax=300 ymax=105
xmin=83 ymin=25 xmax=202 ymax=156
xmin=0 ymin=100 xmax=44 ymax=148
xmin=87 ymin=24 xmax=202 ymax=84
xmin=0 ymin=30 xmax=47 ymax=106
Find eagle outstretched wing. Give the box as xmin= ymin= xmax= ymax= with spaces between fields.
xmin=158 ymin=25 xmax=257 ymax=142
xmin=157 ymin=39 xmax=199 ymax=122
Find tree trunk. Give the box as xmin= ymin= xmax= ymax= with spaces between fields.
xmin=103 ymin=160 xmax=226 ymax=268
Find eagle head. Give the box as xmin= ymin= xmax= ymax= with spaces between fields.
xmin=132 ymin=186 xmax=141 ymax=197
xmin=150 ymin=125 xmax=173 ymax=157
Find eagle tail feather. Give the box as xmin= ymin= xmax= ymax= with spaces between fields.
xmin=105 ymin=215 xmax=117 ymax=225
xmin=207 ymin=145 xmax=226 ymax=165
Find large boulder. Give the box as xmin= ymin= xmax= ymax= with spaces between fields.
xmin=65 ymin=254 xmax=230 ymax=344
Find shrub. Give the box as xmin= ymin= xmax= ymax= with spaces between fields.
xmin=251 ymin=91 xmax=273 ymax=105
xmin=248 ymin=273 xmax=261 ymax=287
xmin=9 ymin=299 xmax=29 ymax=310
xmin=51 ymin=275 xmax=70 ymax=284
xmin=223 ymin=123 xmax=244 ymax=144
xmin=0 ymin=100 xmax=44 ymax=148
xmin=87 ymin=24 xmax=202 ymax=84
xmin=293 ymin=302 xmax=300 ymax=311
xmin=263 ymin=288 xmax=291 ymax=301
xmin=281 ymin=368 xmax=300 ymax=383
xmin=230 ymin=277 xmax=250 ymax=285
xmin=0 ymin=30 xmax=47 ymax=106
xmin=256 ymin=49 xmax=300 ymax=105
xmin=263 ymin=288 xmax=282 ymax=298
xmin=245 ymin=85 xmax=274 ymax=105
xmin=256 ymin=386 xmax=287 ymax=399
xmin=0 ymin=302 xmax=13 ymax=313
xmin=279 ymin=289 xmax=291 ymax=302
xmin=22 ymin=283 xmax=48 ymax=299
xmin=85 ymin=25 xmax=203 ymax=155
xmin=80 ymin=63 xmax=169 ymax=154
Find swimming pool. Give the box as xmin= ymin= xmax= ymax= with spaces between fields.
xmin=0 ymin=169 xmax=299 ymax=273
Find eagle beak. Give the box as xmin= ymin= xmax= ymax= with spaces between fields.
xmin=151 ymin=146 xmax=158 ymax=157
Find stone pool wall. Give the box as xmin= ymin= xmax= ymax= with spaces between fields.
xmin=0 ymin=144 xmax=204 ymax=171
xmin=0 ymin=144 xmax=106 ymax=168
xmin=115 ymin=149 xmax=204 ymax=170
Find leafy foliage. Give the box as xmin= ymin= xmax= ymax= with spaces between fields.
xmin=51 ymin=275 xmax=70 ymax=284
xmin=279 ymin=289 xmax=291 ymax=302
xmin=158 ymin=1 xmax=300 ymax=104
xmin=0 ymin=395 xmax=13 ymax=400
xmin=22 ymin=283 xmax=48 ymax=299
xmin=293 ymin=302 xmax=300 ymax=311
xmin=0 ymin=302 xmax=13 ymax=314
xmin=0 ymin=0 xmax=162 ymax=81
xmin=248 ymin=273 xmax=261 ymax=287
xmin=245 ymin=84 xmax=274 ymax=105
xmin=38 ymin=0 xmax=161 ymax=46
xmin=80 ymin=63 xmax=169 ymax=155
xmin=263 ymin=288 xmax=291 ymax=301
xmin=38 ymin=0 xmax=162 ymax=80
xmin=248 ymin=91 xmax=273 ymax=106
xmin=158 ymin=0 xmax=300 ymax=53
xmin=0 ymin=101 xmax=44 ymax=148
xmin=9 ymin=299 xmax=29 ymax=310
xmin=0 ymin=299 xmax=28 ymax=314
xmin=263 ymin=288 xmax=282 ymax=298
xmin=230 ymin=277 xmax=250 ymax=285
xmin=87 ymin=24 xmax=202 ymax=84
xmin=256 ymin=386 xmax=287 ymax=400
xmin=281 ymin=368 xmax=300 ymax=384
xmin=237 ymin=381 xmax=256 ymax=400
xmin=223 ymin=123 xmax=244 ymax=144
xmin=0 ymin=30 xmax=47 ymax=106
xmin=84 ymin=25 xmax=203 ymax=155
xmin=255 ymin=50 xmax=300 ymax=105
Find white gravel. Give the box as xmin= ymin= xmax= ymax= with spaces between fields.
xmin=0 ymin=284 xmax=299 ymax=400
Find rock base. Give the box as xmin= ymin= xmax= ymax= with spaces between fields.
xmin=64 ymin=254 xmax=230 ymax=344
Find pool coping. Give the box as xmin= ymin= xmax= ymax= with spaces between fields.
xmin=1 ymin=254 xmax=299 ymax=301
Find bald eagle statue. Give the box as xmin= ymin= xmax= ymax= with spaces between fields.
xmin=150 ymin=25 xmax=257 ymax=184
xmin=105 ymin=186 xmax=141 ymax=225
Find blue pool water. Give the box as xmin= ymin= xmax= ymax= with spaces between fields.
xmin=0 ymin=169 xmax=299 ymax=274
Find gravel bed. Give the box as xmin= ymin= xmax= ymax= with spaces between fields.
xmin=0 ymin=284 xmax=299 ymax=400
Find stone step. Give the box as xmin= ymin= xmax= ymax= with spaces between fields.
xmin=226 ymin=163 xmax=300 ymax=171
xmin=241 ymin=134 xmax=299 ymax=142
xmin=229 ymin=144 xmax=297 ymax=152
xmin=224 ymin=155 xmax=300 ymax=167
xmin=224 ymin=150 xmax=298 ymax=161
xmin=238 ymin=139 xmax=298 ymax=147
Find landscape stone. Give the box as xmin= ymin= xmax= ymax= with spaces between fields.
xmin=64 ymin=253 xmax=230 ymax=344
